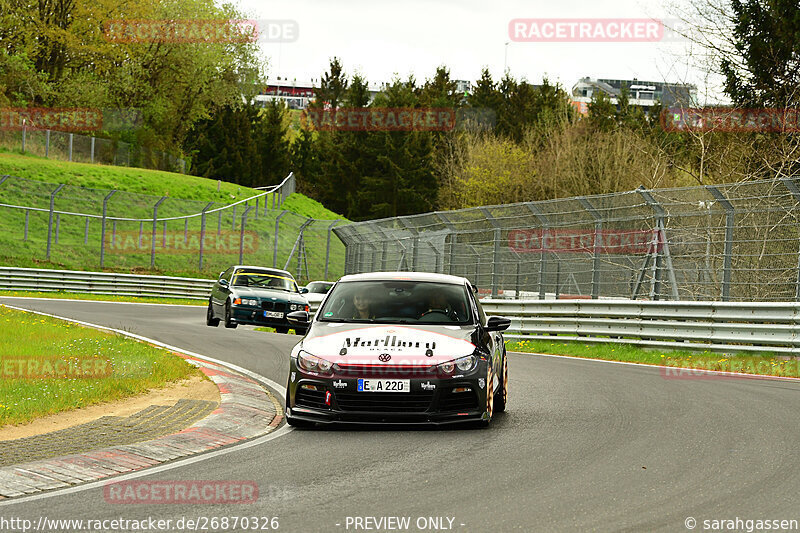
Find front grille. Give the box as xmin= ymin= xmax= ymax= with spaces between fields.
xmin=261 ymin=301 xmax=287 ymax=312
xmin=334 ymin=391 xmax=434 ymax=413
xmin=296 ymin=387 xmax=327 ymax=409
xmin=439 ymin=389 xmax=479 ymax=411
xmin=335 ymin=365 xmax=437 ymax=378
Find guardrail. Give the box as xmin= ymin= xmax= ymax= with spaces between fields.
xmin=0 ymin=267 xmax=214 ymax=300
xmin=481 ymin=299 xmax=800 ymax=354
xmin=1 ymin=267 xmax=796 ymax=354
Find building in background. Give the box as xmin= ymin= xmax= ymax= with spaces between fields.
xmin=570 ymin=77 xmax=697 ymax=116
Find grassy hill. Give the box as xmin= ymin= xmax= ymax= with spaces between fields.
xmin=0 ymin=153 xmax=349 ymax=282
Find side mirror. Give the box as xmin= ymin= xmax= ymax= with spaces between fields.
xmin=218 ymin=278 xmax=229 ymax=288
xmin=485 ymin=316 xmax=511 ymax=332
xmin=287 ymin=310 xmax=310 ymax=327
xmin=300 ymin=287 xmax=309 ymax=294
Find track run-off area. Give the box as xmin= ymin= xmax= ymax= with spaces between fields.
xmin=2 ymin=297 xmax=800 ymax=533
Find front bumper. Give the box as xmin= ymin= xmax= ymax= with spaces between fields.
xmin=230 ymin=306 xmax=293 ymax=328
xmin=286 ymin=361 xmax=490 ymax=425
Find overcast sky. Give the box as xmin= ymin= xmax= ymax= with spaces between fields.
xmin=232 ymin=0 xmax=723 ymax=102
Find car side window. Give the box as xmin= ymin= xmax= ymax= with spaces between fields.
xmin=474 ymin=297 xmax=487 ymax=326
xmin=221 ymin=268 xmax=233 ymax=282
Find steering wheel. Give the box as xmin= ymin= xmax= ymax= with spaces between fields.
xmin=420 ymin=309 xmax=456 ymax=321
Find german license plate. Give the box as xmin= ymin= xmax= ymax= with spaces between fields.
xmin=263 ymin=311 xmax=283 ymax=318
xmin=357 ymin=379 xmax=409 ymax=393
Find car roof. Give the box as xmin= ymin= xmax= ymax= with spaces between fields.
xmin=233 ymin=265 xmax=295 ymax=278
xmin=336 ymin=271 xmax=470 ymax=286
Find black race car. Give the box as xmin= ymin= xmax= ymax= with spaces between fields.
xmin=283 ymin=272 xmax=510 ymax=427
xmin=206 ymin=265 xmax=309 ymax=334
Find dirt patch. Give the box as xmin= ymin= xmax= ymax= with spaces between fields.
xmin=0 ymin=375 xmax=219 ymax=441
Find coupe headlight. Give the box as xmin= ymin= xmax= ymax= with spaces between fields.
xmin=289 ymin=304 xmax=299 ymax=311
xmin=233 ymin=298 xmax=258 ymax=306
xmin=455 ymin=355 xmax=477 ymax=372
xmin=439 ymin=361 xmax=455 ymax=374
xmin=297 ymin=351 xmax=334 ymax=376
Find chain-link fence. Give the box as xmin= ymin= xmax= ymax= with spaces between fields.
xmin=0 ymin=173 xmax=347 ymax=283
xmin=334 ymin=177 xmax=800 ymax=302
xmin=0 ymin=127 xmax=188 ymax=174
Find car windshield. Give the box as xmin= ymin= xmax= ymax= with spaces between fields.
xmin=232 ymin=271 xmax=298 ymax=292
xmin=317 ymin=280 xmax=472 ymax=324
xmin=307 ymin=282 xmax=333 ymax=294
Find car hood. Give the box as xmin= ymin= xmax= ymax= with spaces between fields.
xmin=299 ymin=322 xmax=479 ymax=365
xmin=231 ymin=286 xmax=303 ymax=301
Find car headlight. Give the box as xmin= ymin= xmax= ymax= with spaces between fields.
xmin=297 ymin=351 xmax=334 ymax=376
xmin=233 ymin=298 xmax=258 ymax=306
xmin=289 ymin=303 xmax=299 ymax=311
xmin=439 ymin=361 xmax=455 ymax=374
xmin=455 ymin=355 xmax=477 ymax=372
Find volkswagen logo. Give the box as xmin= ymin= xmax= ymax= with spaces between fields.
xmin=378 ymin=353 xmax=392 ymax=362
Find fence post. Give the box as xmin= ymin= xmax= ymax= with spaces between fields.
xmin=325 ymin=220 xmax=341 ymax=279
xmin=706 ymin=186 xmax=735 ymax=301
xmin=112 ymin=220 xmax=116 ymax=246
xmin=45 ymin=130 xmax=50 ymax=158
xmin=150 ymin=197 xmax=167 ymax=269
xmin=68 ymin=134 xmax=73 ymax=162
xmin=24 ymin=210 xmax=29 ymax=241
xmin=46 ymin=184 xmax=65 ymax=261
xmin=90 ymin=137 xmax=95 ymax=163
xmin=21 ymin=120 xmax=26 ymax=153
xmin=637 ymin=187 xmax=680 ymax=300
xmin=138 ymin=221 xmax=143 ymax=248
xmin=782 ymin=179 xmax=800 ymax=301
xmin=398 ymin=219 xmax=419 ymax=271
xmin=577 ymin=197 xmax=602 ymax=299
xmin=480 ymin=207 xmax=502 ymax=298
xmin=255 ymin=196 xmax=259 ymax=220
xmin=55 ymin=214 xmax=60 ymax=244
xmin=199 ymin=203 xmax=214 ymax=271
xmin=217 ymin=210 xmax=222 ymax=235
xmin=274 ymin=211 xmax=287 ymax=267
xmin=85 ymin=217 xmax=89 ymax=244
xmin=184 ymin=218 xmax=189 ymax=244
xmin=435 ymin=212 xmax=457 ymax=276
xmin=99 ymin=190 xmax=117 ymax=268
xmin=525 ymin=203 xmax=550 ymax=300
xmin=239 ymin=205 xmax=252 ymax=264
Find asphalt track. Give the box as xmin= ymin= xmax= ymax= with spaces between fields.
xmin=3 ymin=297 xmax=800 ymax=533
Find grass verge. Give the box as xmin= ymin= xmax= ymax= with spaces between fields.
xmin=253 ymin=326 xmax=304 ymax=336
xmin=506 ymin=339 xmax=800 ymax=379
xmin=0 ymin=290 xmax=204 ymax=306
xmin=0 ymin=305 xmax=202 ymax=427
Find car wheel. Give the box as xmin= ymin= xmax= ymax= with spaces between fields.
xmin=494 ymin=351 xmax=508 ymax=413
xmin=224 ymin=301 xmax=237 ymax=329
xmin=206 ymin=301 xmax=220 ymax=327
xmin=479 ymin=365 xmax=494 ymax=427
xmin=275 ymin=326 xmax=289 ymax=334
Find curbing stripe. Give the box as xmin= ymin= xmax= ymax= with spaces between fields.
xmin=0 ymin=303 xmax=288 ymax=500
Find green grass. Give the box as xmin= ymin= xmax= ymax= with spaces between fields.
xmin=0 ymin=290 xmax=204 ymax=306
xmin=506 ymin=339 xmax=800 ymax=378
xmin=0 ymin=305 xmax=202 ymax=427
xmin=0 ymin=153 xmax=349 ymax=283
xmin=254 ymin=326 xmax=304 ymax=335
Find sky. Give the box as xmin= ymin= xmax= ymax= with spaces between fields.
xmin=232 ymin=0 xmax=725 ymax=103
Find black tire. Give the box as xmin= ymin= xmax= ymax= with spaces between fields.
xmin=206 ymin=301 xmax=220 ymax=327
xmin=224 ymin=301 xmax=237 ymax=329
xmin=275 ymin=326 xmax=289 ymax=334
xmin=479 ymin=365 xmax=494 ymax=428
xmin=494 ymin=351 xmax=508 ymax=413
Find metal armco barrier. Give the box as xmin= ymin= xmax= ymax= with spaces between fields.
xmin=0 ymin=267 xmax=214 ymax=300
xmin=481 ymin=299 xmax=800 ymax=354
